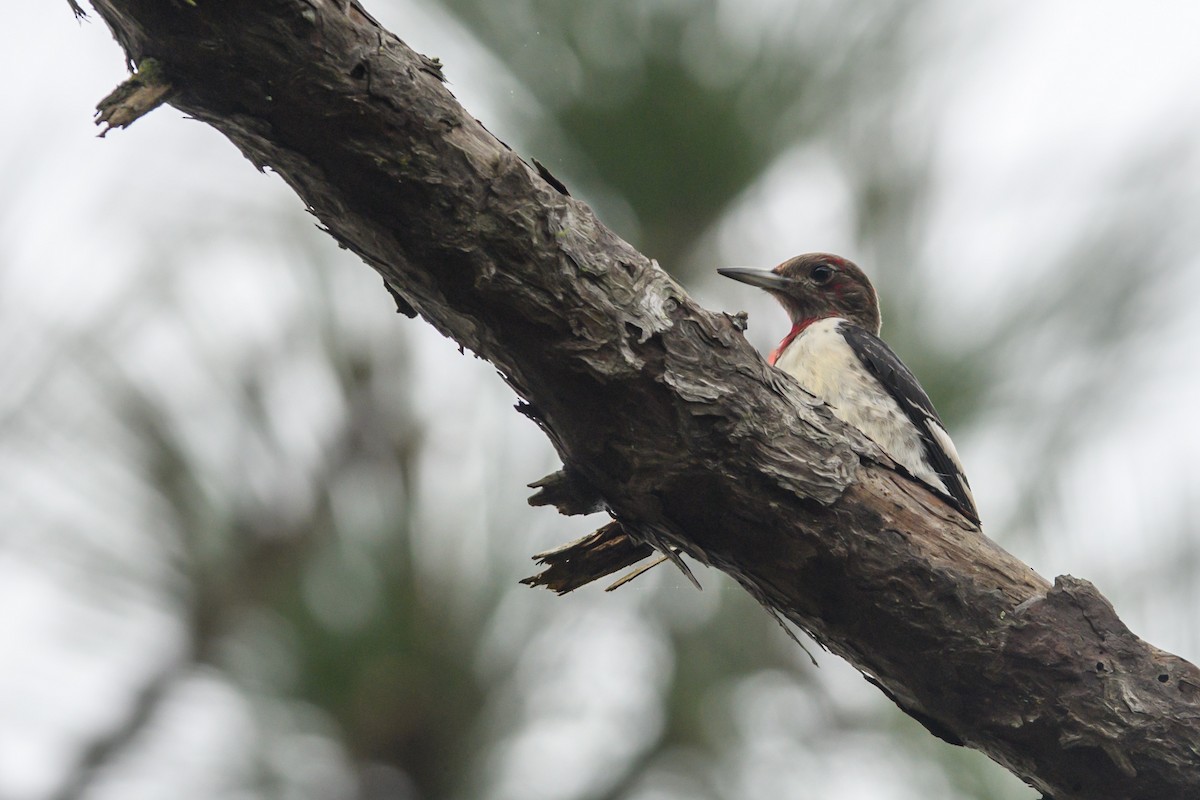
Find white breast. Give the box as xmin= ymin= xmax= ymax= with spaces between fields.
xmin=773 ymin=318 xmax=951 ymax=495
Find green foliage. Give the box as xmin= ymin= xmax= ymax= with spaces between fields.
xmin=10 ymin=2 xmax=1198 ymax=799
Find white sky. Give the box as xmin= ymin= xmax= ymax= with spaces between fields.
xmin=4 ymin=2 xmax=1200 ymax=799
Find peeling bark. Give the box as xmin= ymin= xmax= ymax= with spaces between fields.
xmin=79 ymin=1 xmax=1200 ymax=797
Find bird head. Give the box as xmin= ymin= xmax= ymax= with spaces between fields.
xmin=718 ymin=253 xmax=881 ymax=335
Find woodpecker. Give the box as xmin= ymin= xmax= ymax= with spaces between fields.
xmin=719 ymin=253 xmax=979 ymax=523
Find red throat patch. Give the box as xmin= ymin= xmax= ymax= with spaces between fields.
xmin=767 ymin=318 xmax=821 ymax=365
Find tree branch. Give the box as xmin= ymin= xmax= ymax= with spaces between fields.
xmin=80 ymin=2 xmax=1200 ymax=797
xmin=50 ymin=654 xmax=190 ymax=800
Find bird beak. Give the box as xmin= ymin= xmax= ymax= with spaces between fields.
xmin=717 ymin=267 xmax=792 ymax=291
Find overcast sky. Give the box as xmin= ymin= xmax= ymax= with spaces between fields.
xmin=5 ymin=3 xmax=1200 ymax=799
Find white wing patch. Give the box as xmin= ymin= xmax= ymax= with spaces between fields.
xmin=925 ymin=417 xmax=976 ymax=511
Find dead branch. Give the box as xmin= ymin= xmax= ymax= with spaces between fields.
xmin=78 ymin=2 xmax=1200 ymax=797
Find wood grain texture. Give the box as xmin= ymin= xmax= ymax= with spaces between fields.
xmin=82 ymin=1 xmax=1200 ymax=796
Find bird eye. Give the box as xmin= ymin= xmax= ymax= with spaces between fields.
xmin=810 ymin=264 xmax=834 ymax=284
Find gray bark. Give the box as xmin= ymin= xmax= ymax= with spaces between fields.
xmin=81 ymin=2 xmax=1200 ymax=797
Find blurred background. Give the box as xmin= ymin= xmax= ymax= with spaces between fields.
xmin=5 ymin=1 xmax=1200 ymax=798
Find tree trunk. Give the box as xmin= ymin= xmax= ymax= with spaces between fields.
xmin=80 ymin=2 xmax=1200 ymax=797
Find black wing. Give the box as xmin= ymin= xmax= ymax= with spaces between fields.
xmin=840 ymin=324 xmax=979 ymax=523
